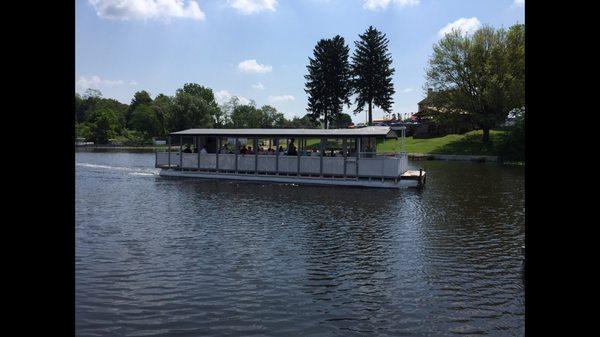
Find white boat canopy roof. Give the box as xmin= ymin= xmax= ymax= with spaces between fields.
xmin=170 ymin=126 xmax=397 ymax=138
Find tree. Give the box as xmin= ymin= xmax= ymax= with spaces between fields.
xmin=259 ymin=105 xmax=286 ymax=128
xmin=95 ymin=98 xmax=128 ymax=130
xmin=217 ymin=96 xmax=242 ymax=128
xmin=75 ymin=93 xmax=82 ymax=123
xmin=351 ymin=26 xmax=395 ymax=125
xmin=89 ymin=108 xmax=120 ymax=144
xmin=129 ymin=104 xmax=160 ymax=137
xmin=126 ymin=90 xmax=153 ymax=127
xmin=305 ymin=35 xmax=352 ymax=129
xmin=286 ymin=114 xmax=319 ymax=128
xmin=332 ymin=113 xmax=353 ymax=129
xmin=425 ymin=24 xmax=525 ymax=142
xmin=152 ymin=94 xmax=174 ymax=136
xmin=77 ymin=89 xmax=103 ymax=123
xmin=230 ymin=102 xmax=262 ymax=128
xmin=172 ymin=83 xmax=219 ymax=130
xmin=75 ymin=122 xmax=93 ymax=141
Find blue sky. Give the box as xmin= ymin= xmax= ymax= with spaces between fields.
xmin=76 ymin=0 xmax=524 ymax=123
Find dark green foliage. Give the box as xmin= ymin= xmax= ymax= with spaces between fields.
xmin=351 ymin=26 xmax=395 ymax=124
xmin=129 ymin=104 xmax=160 ymax=137
xmin=498 ymin=109 xmax=524 ymax=161
xmin=332 ymin=113 xmax=353 ymax=129
xmin=152 ymin=94 xmax=174 ymax=137
xmin=126 ymin=91 xmax=153 ymax=127
xmin=75 ymin=83 xmax=310 ymax=144
xmin=285 ymin=114 xmax=319 ymax=128
xmin=75 ymin=93 xmax=82 ymax=123
xmin=89 ymin=108 xmax=121 ymax=144
xmin=75 ymin=122 xmax=93 ymax=141
xmin=229 ymin=103 xmax=261 ymax=128
xmin=228 ymin=103 xmax=286 ymax=128
xmin=172 ymin=83 xmax=220 ymax=130
xmin=304 ymin=35 xmax=352 ymax=129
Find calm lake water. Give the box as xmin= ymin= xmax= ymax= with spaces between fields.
xmin=75 ymin=152 xmax=525 ymax=337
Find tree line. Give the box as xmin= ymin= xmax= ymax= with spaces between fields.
xmin=304 ymin=26 xmax=395 ymax=128
xmin=75 ymin=83 xmax=353 ymax=145
xmin=304 ymin=24 xmax=524 ymax=143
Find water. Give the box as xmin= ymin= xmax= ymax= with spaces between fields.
xmin=76 ymin=152 xmax=525 ymax=336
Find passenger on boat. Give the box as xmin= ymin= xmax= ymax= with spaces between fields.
xmin=330 ymin=149 xmax=336 ymax=157
xmin=311 ymin=148 xmax=318 ymax=157
xmin=267 ymin=147 xmax=275 ymax=155
xmin=287 ymin=139 xmax=297 ymax=156
xmin=200 ymin=146 xmax=207 ymax=154
xmin=247 ymin=146 xmax=254 ymax=155
xmin=183 ymin=144 xmax=192 ymax=153
xmin=278 ymin=146 xmax=284 ymax=153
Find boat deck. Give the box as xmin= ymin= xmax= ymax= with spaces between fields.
xmin=159 ymin=168 xmax=426 ymax=189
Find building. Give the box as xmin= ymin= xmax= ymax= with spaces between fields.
xmin=410 ymin=88 xmax=473 ymax=138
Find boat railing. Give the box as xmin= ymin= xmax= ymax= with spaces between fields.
xmin=156 ymin=148 xmax=408 ymax=179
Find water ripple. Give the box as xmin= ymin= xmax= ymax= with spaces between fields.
xmin=76 ymin=153 xmax=524 ymax=336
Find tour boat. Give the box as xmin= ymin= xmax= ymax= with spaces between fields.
xmin=156 ymin=126 xmax=426 ymax=189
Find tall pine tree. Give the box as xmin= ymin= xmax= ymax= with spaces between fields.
xmin=304 ymin=35 xmax=352 ymax=129
xmin=351 ymin=26 xmax=395 ymax=125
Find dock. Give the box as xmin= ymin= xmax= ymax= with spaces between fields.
xmin=401 ymin=169 xmax=427 ymax=187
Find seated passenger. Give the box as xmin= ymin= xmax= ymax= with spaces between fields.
xmin=200 ymin=146 xmax=207 ymax=154
xmin=278 ymin=146 xmax=284 ymax=153
xmin=267 ymin=147 xmax=275 ymax=155
xmin=287 ymin=139 xmax=298 ymax=156
xmin=183 ymin=144 xmax=192 ymax=153
xmin=240 ymin=145 xmax=248 ymax=154
xmin=311 ymin=148 xmax=318 ymax=157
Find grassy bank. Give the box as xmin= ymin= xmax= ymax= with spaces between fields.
xmin=79 ymin=129 xmax=518 ymax=159
xmin=377 ymin=130 xmax=508 ymax=156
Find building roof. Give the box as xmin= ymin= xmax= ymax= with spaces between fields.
xmin=170 ymin=126 xmax=397 ymax=138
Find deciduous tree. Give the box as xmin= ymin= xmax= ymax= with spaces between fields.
xmin=425 ymin=24 xmax=525 ymax=142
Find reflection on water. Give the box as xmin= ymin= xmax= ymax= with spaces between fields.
xmin=76 ymin=153 xmax=524 ymax=336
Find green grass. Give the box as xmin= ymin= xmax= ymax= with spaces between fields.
xmin=297 ymin=130 xmax=509 ymax=156
xmin=377 ymin=130 xmax=508 ymax=156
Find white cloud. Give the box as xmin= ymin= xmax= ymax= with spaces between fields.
xmin=512 ymin=0 xmax=524 ymax=8
xmin=238 ymin=59 xmax=273 ymax=74
xmin=88 ymin=0 xmax=206 ymax=22
xmin=268 ymin=95 xmax=295 ymax=102
xmin=399 ymin=87 xmax=414 ymax=94
xmin=252 ymin=83 xmax=265 ymax=90
xmin=215 ymin=90 xmax=251 ymax=105
xmin=76 ymin=75 xmax=135 ymax=89
xmin=363 ymin=0 xmax=419 ymax=11
xmin=228 ymin=0 xmax=278 ymax=15
xmin=438 ymin=17 xmax=482 ymax=37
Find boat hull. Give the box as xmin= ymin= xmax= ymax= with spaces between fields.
xmin=159 ymin=169 xmax=420 ymax=189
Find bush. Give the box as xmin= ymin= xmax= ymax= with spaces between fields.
xmin=498 ymin=110 xmax=524 ymax=162
xmin=112 ymin=129 xmax=153 ymax=146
